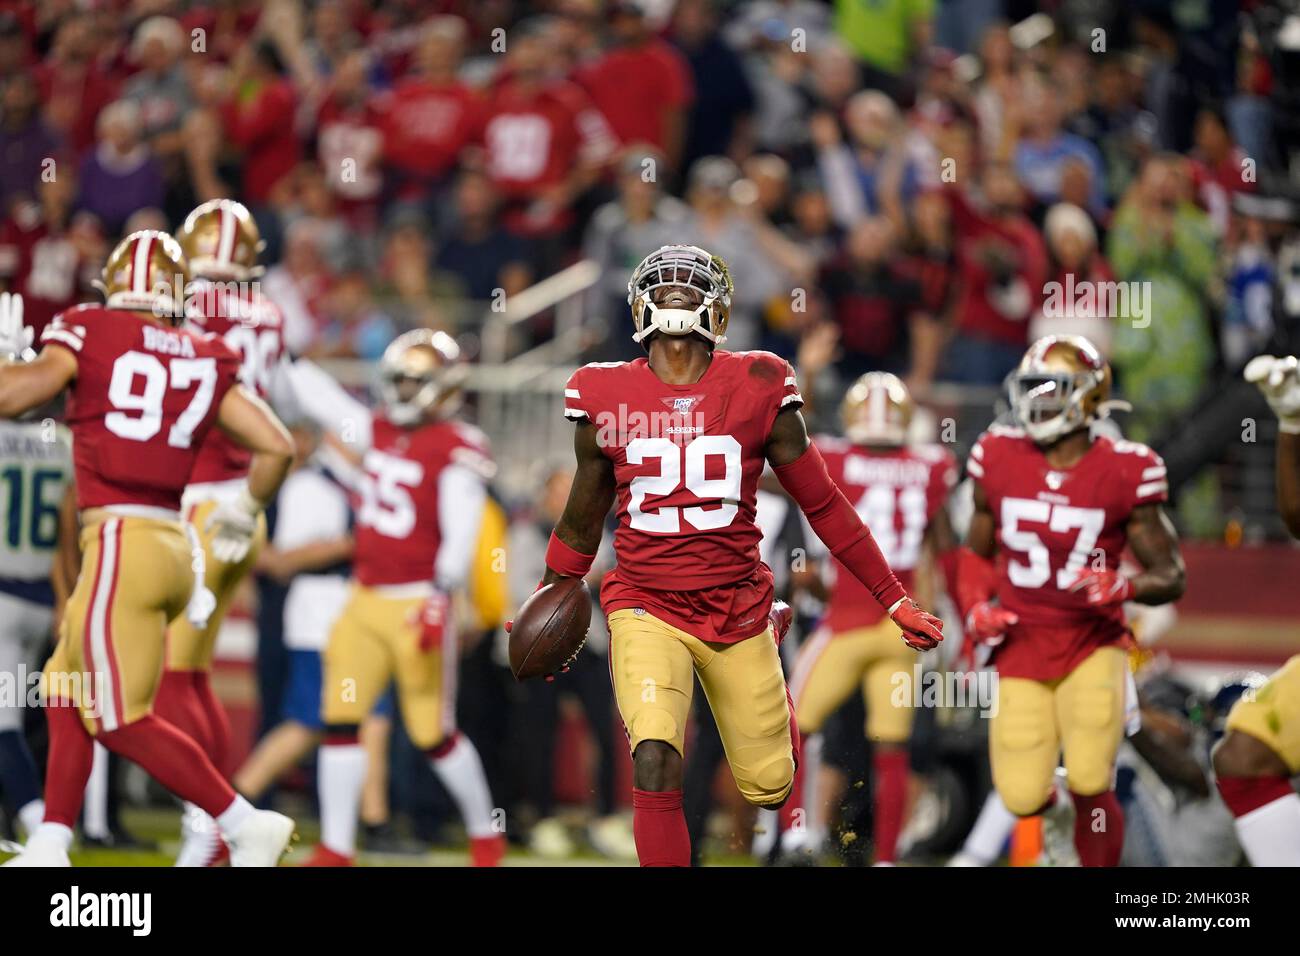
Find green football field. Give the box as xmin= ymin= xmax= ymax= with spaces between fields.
xmin=1 ymin=806 xmax=761 ymax=867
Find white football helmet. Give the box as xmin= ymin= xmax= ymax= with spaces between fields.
xmin=627 ymin=244 xmax=733 ymax=347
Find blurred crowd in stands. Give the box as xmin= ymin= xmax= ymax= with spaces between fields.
xmin=4 ymin=1 xmax=1299 ymax=407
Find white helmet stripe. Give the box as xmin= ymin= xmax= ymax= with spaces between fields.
xmin=217 ymin=205 xmax=237 ymax=265
xmin=131 ymin=234 xmax=154 ymax=295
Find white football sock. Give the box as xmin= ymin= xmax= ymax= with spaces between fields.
xmin=17 ymin=799 xmax=43 ymax=837
xmin=429 ymin=735 xmax=495 ymax=838
xmin=82 ymin=743 xmax=109 ymax=839
xmin=215 ymin=795 xmax=254 ymax=838
xmin=1233 ymin=792 xmax=1300 ymax=866
xmin=31 ymin=822 xmax=74 ymax=852
xmin=800 ymin=733 xmax=828 ymax=847
xmin=319 ymin=743 xmax=367 ymax=856
xmin=961 ymin=790 xmax=1018 ymax=865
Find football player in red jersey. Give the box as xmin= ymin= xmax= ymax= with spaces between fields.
xmin=956 ymin=334 xmax=1185 ymax=867
xmin=150 ymin=199 xmax=288 ymax=866
xmin=285 ymin=330 xmax=504 ymax=867
xmin=782 ymin=372 xmax=957 ymax=863
xmin=546 ymin=244 xmax=943 ymax=866
xmin=0 ymin=231 xmax=296 ymax=867
xmin=1210 ymin=355 xmax=1300 ymax=865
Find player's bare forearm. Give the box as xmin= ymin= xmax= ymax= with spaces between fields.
xmin=51 ymin=481 xmax=81 ymax=609
xmin=1125 ymin=503 xmax=1186 ymax=605
xmin=544 ymin=421 xmax=615 ymax=584
xmin=966 ymin=481 xmax=997 ymax=559
xmin=1129 ymin=714 xmax=1211 ymax=798
xmin=764 ymin=405 xmax=812 ymax=466
xmin=926 ymin=502 xmax=958 ymax=555
xmin=0 ymin=349 xmax=76 ymax=418
xmin=217 ymin=385 xmax=294 ymax=502
xmin=1278 ymin=431 xmax=1300 ymax=538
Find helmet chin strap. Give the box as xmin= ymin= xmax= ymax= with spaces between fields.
xmin=633 ymin=299 xmax=721 ymax=344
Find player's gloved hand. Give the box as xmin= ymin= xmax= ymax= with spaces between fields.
xmin=1067 ymin=567 xmax=1134 ymax=607
xmin=1244 ymin=355 xmax=1300 ymax=433
xmin=0 ymin=292 xmax=35 ymax=361
xmin=769 ymin=600 xmax=793 ymax=646
xmin=890 ymin=598 xmax=944 ymax=651
xmin=205 ymin=485 xmax=263 ymax=564
xmin=417 ymin=590 xmax=451 ymax=652
xmin=964 ymin=600 xmax=1018 ymax=647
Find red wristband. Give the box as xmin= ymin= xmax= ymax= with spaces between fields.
xmin=546 ymin=532 xmax=596 ymax=578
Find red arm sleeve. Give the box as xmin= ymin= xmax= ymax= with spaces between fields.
xmin=774 ymin=443 xmax=906 ymax=611
xmin=955 ymin=547 xmax=998 ymax=620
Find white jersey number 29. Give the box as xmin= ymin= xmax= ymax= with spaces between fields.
xmin=627 ymin=436 xmax=741 ymax=533
xmin=1000 ymin=497 xmax=1105 ymax=589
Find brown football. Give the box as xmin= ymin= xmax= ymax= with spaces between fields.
xmin=509 ymin=578 xmax=592 ymax=681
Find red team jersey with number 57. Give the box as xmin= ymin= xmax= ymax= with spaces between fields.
xmin=966 ymin=424 xmax=1170 ymax=680
xmin=40 ymin=305 xmax=243 ymax=511
xmin=816 ymin=437 xmax=957 ymax=633
xmin=353 ymin=416 xmax=494 ymax=588
xmin=563 ymin=351 xmax=803 ymax=643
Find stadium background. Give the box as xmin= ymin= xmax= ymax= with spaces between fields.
xmin=1 ymin=0 xmax=1298 ymax=864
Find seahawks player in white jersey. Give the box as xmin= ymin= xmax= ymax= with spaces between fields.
xmin=0 ymin=415 xmax=72 ymax=840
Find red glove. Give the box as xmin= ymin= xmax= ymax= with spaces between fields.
xmin=965 ymin=601 xmax=1018 ymax=647
xmin=891 ymin=598 xmax=944 ymax=651
xmin=1067 ymin=567 xmax=1134 ymax=607
xmin=417 ymin=591 xmax=451 ymax=652
xmin=768 ymin=600 xmax=793 ymax=647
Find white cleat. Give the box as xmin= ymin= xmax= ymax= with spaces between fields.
xmin=225 ymin=810 xmax=295 ymax=867
xmin=946 ymin=851 xmax=986 ymax=867
xmin=176 ymin=803 xmax=223 ymax=867
xmin=1 ymin=833 xmax=71 ymax=867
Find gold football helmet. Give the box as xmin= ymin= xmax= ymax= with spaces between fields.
xmin=96 ymin=230 xmax=190 ymax=321
xmin=1009 ymin=334 xmax=1119 ymax=444
xmin=628 ymin=245 xmax=733 ymax=347
xmin=841 ymin=371 xmax=914 ymax=446
xmin=376 ymin=329 xmax=467 ymax=426
xmin=177 ymin=199 xmax=266 ymax=281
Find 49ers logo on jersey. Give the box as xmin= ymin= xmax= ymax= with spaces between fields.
xmin=594 ymin=400 xmax=705 ymax=448
xmin=358 ymin=449 xmax=424 ymax=539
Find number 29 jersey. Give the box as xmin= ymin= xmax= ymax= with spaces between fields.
xmin=966 ymin=424 xmax=1169 ymax=680
xmin=563 ymin=350 xmax=803 ymax=642
xmin=40 ymin=306 xmax=242 ymax=511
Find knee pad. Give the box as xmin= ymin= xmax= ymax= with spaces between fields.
xmin=739 ymin=752 xmax=795 ymax=808
xmin=1070 ymin=684 xmax=1117 ymax=730
xmin=630 ymin=708 xmax=678 ymax=750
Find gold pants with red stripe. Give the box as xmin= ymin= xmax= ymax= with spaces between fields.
xmin=607 ymin=608 xmax=795 ymax=808
xmin=166 ymin=497 xmax=266 ymax=672
xmin=42 ymin=514 xmax=193 ymax=733
xmin=320 ymin=584 xmax=457 ymax=749
xmin=1225 ymin=654 xmax=1300 ymax=773
xmin=789 ymin=617 xmax=916 ymax=743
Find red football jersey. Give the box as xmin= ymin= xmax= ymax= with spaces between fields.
xmin=40 ymin=306 xmax=242 ymax=511
xmin=353 ymin=416 xmax=493 ymax=588
xmin=0 ymin=207 xmax=101 ymax=340
xmin=564 ymin=351 xmax=803 ymax=643
xmin=818 ymin=438 xmax=956 ymax=632
xmin=967 ymin=424 xmax=1170 ymax=680
xmin=186 ymin=281 xmax=286 ymax=485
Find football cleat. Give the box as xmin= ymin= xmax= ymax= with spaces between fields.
xmin=1 ymin=829 xmax=71 ymax=867
xmin=1008 ymin=334 xmax=1127 ymax=445
xmin=628 ymin=244 xmax=733 ymax=347
xmin=1039 ymin=772 xmax=1081 ymax=867
xmin=375 ymin=329 xmax=466 ymax=427
xmin=177 ymin=198 xmax=266 ymax=282
xmin=299 ymin=844 xmax=355 ymax=867
xmin=225 ymin=809 xmax=295 ymax=867
xmin=841 ymin=372 xmax=913 ymax=447
xmin=469 ymin=834 xmax=506 ymax=867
